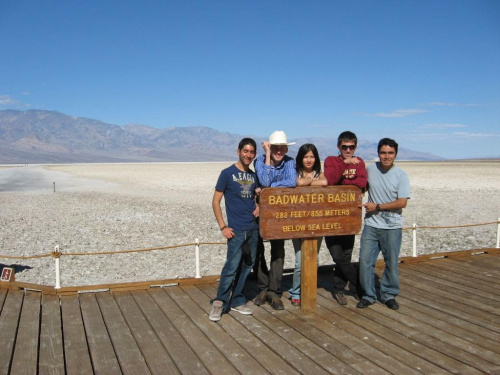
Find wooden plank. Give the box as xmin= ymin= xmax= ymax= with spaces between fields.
xmin=419 ymin=260 xmax=500 ymax=293
xmin=285 ymin=295 xmax=423 ymax=375
xmin=192 ymin=284 xmax=303 ymax=375
xmin=148 ymin=288 xmax=239 ymax=375
xmin=395 ymin=295 xmax=500 ymax=354
xmin=131 ymin=289 xmax=209 ymax=375
xmin=0 ymin=288 xmax=7 ymax=310
xmin=301 ymin=238 xmax=318 ymax=313
xmin=113 ymin=291 xmax=180 ymax=374
xmin=397 ymin=248 xmax=500 ymax=266
xmin=10 ymin=291 xmax=41 ymax=375
xmin=450 ymin=254 xmax=500 ymax=274
xmin=61 ymin=294 xmax=94 ymax=374
xmin=398 ymin=272 xmax=500 ymax=322
xmin=403 ymin=262 xmax=500 ymax=298
xmin=79 ymin=293 xmax=122 ymax=374
xmin=39 ymin=294 xmax=65 ymax=375
xmin=56 ymin=275 xmax=220 ymax=295
xmin=165 ymin=285 xmax=269 ymax=375
xmin=251 ymin=293 xmax=389 ymax=375
xmin=400 ymin=264 xmax=500 ymax=305
xmin=399 ymin=283 xmax=500 ymax=335
xmin=354 ymin=293 xmax=500 ymax=372
xmin=0 ymin=290 xmax=24 ymax=374
xmin=316 ymin=287 xmax=476 ymax=374
xmin=95 ymin=292 xmax=151 ymax=374
xmin=200 ymin=283 xmax=346 ymax=375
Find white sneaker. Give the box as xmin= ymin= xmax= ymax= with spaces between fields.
xmin=230 ymin=304 xmax=252 ymax=315
xmin=209 ymin=300 xmax=223 ymax=321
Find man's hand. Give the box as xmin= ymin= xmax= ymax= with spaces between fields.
xmin=221 ymin=226 xmax=235 ymax=239
xmin=344 ymin=157 xmax=361 ymax=165
xmin=362 ymin=202 xmax=377 ymax=212
xmin=262 ymin=141 xmax=271 ymax=154
xmin=253 ymin=205 xmax=259 ymax=217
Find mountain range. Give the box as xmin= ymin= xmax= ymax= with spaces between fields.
xmin=0 ymin=109 xmax=442 ymax=164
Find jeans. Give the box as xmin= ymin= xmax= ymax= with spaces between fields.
xmin=212 ymin=228 xmax=258 ymax=311
xmin=288 ymin=238 xmax=322 ymax=299
xmin=325 ymin=235 xmax=359 ymax=293
xmin=359 ymin=225 xmax=402 ymax=303
xmin=254 ymin=237 xmax=285 ymax=298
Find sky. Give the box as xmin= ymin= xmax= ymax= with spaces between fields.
xmin=1 ymin=1 xmax=499 ymax=159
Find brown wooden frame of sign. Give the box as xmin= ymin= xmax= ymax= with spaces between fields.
xmin=259 ymin=186 xmax=363 ymax=312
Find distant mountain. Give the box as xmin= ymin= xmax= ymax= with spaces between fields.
xmin=0 ymin=109 xmax=442 ymax=163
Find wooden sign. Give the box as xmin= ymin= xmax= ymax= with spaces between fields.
xmin=259 ymin=186 xmax=363 ymax=240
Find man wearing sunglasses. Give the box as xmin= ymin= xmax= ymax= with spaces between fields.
xmin=324 ymin=131 xmax=367 ymax=305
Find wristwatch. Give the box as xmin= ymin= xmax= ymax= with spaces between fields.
xmin=376 ymin=204 xmax=381 ymax=212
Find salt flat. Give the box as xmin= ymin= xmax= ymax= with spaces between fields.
xmin=1 ymin=160 xmax=499 ymax=286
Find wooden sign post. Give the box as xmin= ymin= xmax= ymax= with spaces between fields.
xmin=259 ymin=186 xmax=362 ymax=313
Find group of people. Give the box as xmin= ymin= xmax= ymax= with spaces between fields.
xmin=209 ymin=130 xmax=410 ymax=321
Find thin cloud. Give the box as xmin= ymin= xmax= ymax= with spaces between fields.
xmin=423 ymin=102 xmax=458 ymax=107
xmin=422 ymin=123 xmax=467 ymax=129
xmin=453 ymin=132 xmax=500 ymax=138
xmin=0 ymin=95 xmax=18 ymax=106
xmin=363 ymin=108 xmax=428 ymax=118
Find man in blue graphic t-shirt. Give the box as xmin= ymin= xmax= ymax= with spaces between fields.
xmin=209 ymin=138 xmax=260 ymax=322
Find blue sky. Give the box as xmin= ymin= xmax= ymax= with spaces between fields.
xmin=1 ymin=1 xmax=499 ymax=159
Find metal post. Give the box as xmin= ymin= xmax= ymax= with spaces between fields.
xmin=53 ymin=181 xmax=56 ymax=192
xmin=54 ymin=245 xmax=61 ymax=289
xmin=496 ymin=218 xmax=500 ymax=249
xmin=195 ymin=238 xmax=201 ymax=278
xmin=412 ymin=223 xmax=417 ymax=257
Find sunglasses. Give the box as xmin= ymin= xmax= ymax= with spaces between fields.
xmin=340 ymin=145 xmax=356 ymax=151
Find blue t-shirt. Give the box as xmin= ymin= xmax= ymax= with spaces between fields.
xmin=215 ymin=164 xmax=259 ymax=231
xmin=364 ymin=162 xmax=410 ymax=229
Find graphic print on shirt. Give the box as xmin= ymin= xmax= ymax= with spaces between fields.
xmin=232 ymin=172 xmax=256 ymax=199
xmin=343 ymin=168 xmax=357 ymax=180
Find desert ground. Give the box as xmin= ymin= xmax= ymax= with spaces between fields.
xmin=1 ymin=160 xmax=499 ymax=287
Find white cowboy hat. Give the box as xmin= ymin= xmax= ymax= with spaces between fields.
xmin=269 ymin=130 xmax=296 ymax=146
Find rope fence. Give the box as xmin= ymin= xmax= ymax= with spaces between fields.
xmin=1 ymin=218 xmax=499 ymax=289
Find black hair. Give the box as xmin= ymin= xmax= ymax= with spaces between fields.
xmin=295 ymin=143 xmax=322 ymax=176
xmin=377 ymin=138 xmax=399 ymax=154
xmin=337 ymin=131 xmax=358 ymax=147
xmin=238 ymin=137 xmax=257 ymax=151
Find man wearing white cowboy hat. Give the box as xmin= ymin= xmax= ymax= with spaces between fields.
xmin=253 ymin=130 xmax=296 ymax=310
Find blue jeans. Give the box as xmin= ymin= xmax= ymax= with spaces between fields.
xmin=212 ymin=228 xmax=258 ymax=311
xmin=288 ymin=237 xmax=322 ymax=300
xmin=359 ymin=225 xmax=402 ymax=303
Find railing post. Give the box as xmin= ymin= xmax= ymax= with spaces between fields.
xmin=54 ymin=245 xmax=61 ymax=289
xmin=496 ymin=218 xmax=500 ymax=249
xmin=195 ymin=238 xmax=201 ymax=278
xmin=412 ymin=223 xmax=418 ymax=257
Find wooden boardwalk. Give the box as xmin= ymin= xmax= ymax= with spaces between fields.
xmin=1 ymin=249 xmax=499 ymax=374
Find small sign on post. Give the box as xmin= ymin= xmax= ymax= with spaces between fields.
xmin=1 ymin=267 xmax=15 ymax=282
xmin=259 ymin=186 xmax=363 ymax=312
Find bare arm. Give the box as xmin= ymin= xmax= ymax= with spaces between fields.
xmin=310 ymin=172 xmax=328 ymax=186
xmin=363 ymin=198 xmax=408 ymax=213
xmin=212 ymin=190 xmax=234 ymax=239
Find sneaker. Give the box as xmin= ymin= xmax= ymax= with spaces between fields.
xmin=356 ymin=298 xmax=374 ymax=309
xmin=253 ymin=291 xmax=268 ymax=306
xmin=270 ymin=297 xmax=284 ymax=310
xmin=291 ymin=298 xmax=301 ymax=306
xmin=334 ymin=291 xmax=348 ymax=305
xmin=384 ymin=299 xmax=399 ymax=310
xmin=231 ymin=304 xmax=252 ymax=315
xmin=209 ymin=300 xmax=223 ymax=321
